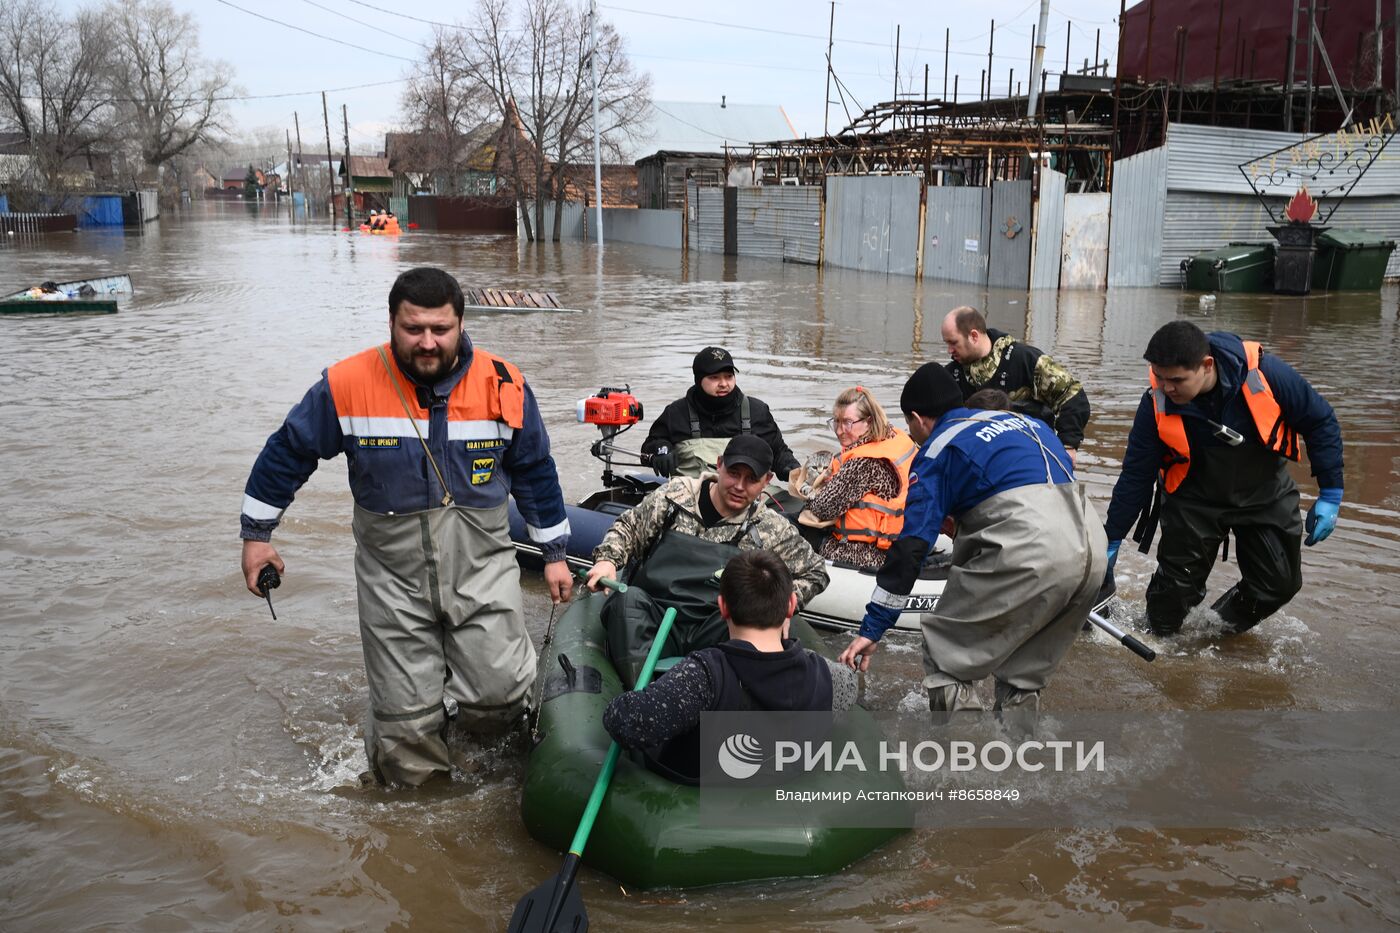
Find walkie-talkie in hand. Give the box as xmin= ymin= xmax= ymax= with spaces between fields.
xmin=257 ymin=564 xmax=281 ymax=620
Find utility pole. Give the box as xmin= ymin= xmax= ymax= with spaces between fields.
xmin=943 ymin=26 xmax=950 ymax=101
xmin=1111 ymin=0 xmax=1126 ymax=175
xmin=1212 ymin=0 xmax=1225 ymax=122
xmin=1285 ymin=0 xmax=1300 ymax=131
xmin=342 ymin=104 xmax=354 ymax=230
xmin=894 ymin=24 xmax=901 ymax=109
xmin=1028 ymin=0 xmax=1050 ymax=118
xmin=293 ymin=111 xmax=305 ymax=215
xmin=1376 ymin=0 xmax=1383 ymax=89
xmin=824 ymin=1 xmax=835 ymax=135
xmin=322 ymin=91 xmax=336 ymax=227
xmin=987 ymin=19 xmax=995 ymax=101
xmin=1305 ymin=0 xmax=1316 ymax=133
xmin=286 ymin=129 xmax=295 ymax=218
xmin=589 ymin=0 xmax=603 ymax=247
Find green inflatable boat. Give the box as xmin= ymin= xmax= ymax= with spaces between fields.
xmin=520 ymin=591 xmax=909 ymax=889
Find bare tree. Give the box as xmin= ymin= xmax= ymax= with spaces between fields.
xmin=454 ymin=0 xmax=538 ymax=239
xmin=400 ymin=28 xmax=492 ymax=196
xmin=543 ymin=10 xmax=650 ymax=241
xmin=103 ymin=0 xmax=234 ymax=177
xmin=0 ymin=0 xmax=115 ymax=196
xmin=441 ymin=0 xmax=650 ymax=242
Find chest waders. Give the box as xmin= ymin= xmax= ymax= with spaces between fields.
xmin=354 ymin=501 xmax=536 ymax=786
xmin=920 ymin=415 xmax=1106 ymax=714
xmin=603 ymin=505 xmax=758 ymax=688
xmin=1145 ymin=437 xmax=1302 ymax=637
xmin=673 ymin=396 xmax=752 ymax=478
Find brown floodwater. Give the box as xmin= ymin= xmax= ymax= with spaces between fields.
xmin=1 ymin=202 xmax=1397 ymax=931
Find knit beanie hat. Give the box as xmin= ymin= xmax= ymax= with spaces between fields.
xmin=900 ymin=362 xmax=963 ymax=419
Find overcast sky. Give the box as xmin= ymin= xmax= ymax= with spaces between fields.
xmin=65 ymin=0 xmax=1126 ymax=151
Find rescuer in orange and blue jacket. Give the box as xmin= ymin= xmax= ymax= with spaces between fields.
xmin=1104 ymin=321 xmax=1343 ymax=638
xmin=238 ymin=267 xmax=572 ymax=787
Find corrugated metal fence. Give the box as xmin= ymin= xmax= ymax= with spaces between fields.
xmin=823 ymin=176 xmax=922 ymax=276
xmin=988 ymin=180 xmax=1032 ymax=289
xmin=689 ymin=182 xmax=725 ymax=253
xmin=737 ymin=186 xmax=822 ymax=263
xmin=1060 ymin=194 xmax=1111 ymax=289
xmin=76 ymin=196 xmax=124 ymax=228
xmin=1031 ymin=169 xmax=1066 ymax=289
xmin=521 ymin=200 xmax=585 ymax=239
xmin=1107 ymin=146 xmax=1168 ymax=286
xmin=599 ymin=208 xmax=682 ymax=249
xmin=923 ymin=187 xmax=988 ymax=284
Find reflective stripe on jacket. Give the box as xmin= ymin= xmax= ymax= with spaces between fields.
xmin=829 ymin=429 xmax=919 ymax=549
xmin=328 ymin=342 xmax=522 ymax=437
xmin=1149 ymin=339 xmax=1299 ymax=493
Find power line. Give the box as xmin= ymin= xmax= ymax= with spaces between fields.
xmin=602 ymin=4 xmax=869 ymax=46
xmin=14 ymin=78 xmax=409 ymax=106
xmin=212 ymin=0 xmax=418 ymax=62
xmin=295 ymin=0 xmax=420 ymax=45
xmin=340 ymin=0 xmax=459 ymax=29
xmin=628 ymin=50 xmax=890 ymax=79
xmin=602 ymin=4 xmax=998 ymax=60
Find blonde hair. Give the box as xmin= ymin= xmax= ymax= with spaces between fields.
xmin=832 ymin=385 xmax=892 ymax=446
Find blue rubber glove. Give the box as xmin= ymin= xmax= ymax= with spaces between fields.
xmin=1106 ymin=539 xmax=1121 ymax=573
xmin=1304 ymin=488 xmax=1342 ymax=546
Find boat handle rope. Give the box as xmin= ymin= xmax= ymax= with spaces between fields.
xmin=529 ymin=597 xmax=564 ymax=744
xmin=376 ymin=345 xmax=453 ymax=507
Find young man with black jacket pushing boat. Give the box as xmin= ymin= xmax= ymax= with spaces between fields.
xmin=602 ymin=549 xmax=854 ymax=783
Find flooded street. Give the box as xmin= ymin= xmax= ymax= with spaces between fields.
xmin=2 ymin=203 xmax=1397 ymax=931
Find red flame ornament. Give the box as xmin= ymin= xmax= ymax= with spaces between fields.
xmin=1285 ymin=186 xmax=1318 ymax=223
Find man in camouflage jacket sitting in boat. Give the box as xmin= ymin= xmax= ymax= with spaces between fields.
xmin=585 ymin=435 xmax=830 ymax=687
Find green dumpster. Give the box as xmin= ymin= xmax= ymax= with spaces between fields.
xmin=1311 ymin=228 xmax=1396 ymax=290
xmin=1180 ymin=242 xmax=1274 ymax=292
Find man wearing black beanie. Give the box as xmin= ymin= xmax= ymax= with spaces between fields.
xmin=839 ymin=362 xmax=1107 ymax=714
xmin=639 ymin=346 xmax=800 ymax=482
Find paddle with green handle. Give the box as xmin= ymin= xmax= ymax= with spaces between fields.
xmin=575 ymin=567 xmax=628 ymax=593
xmin=507 ymin=605 xmax=677 ymax=933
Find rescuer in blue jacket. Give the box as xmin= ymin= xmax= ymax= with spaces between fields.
xmin=1103 ymin=321 xmax=1344 ymax=637
xmin=839 ymin=363 xmax=1106 ymax=714
xmin=239 ymin=267 xmax=572 ymax=786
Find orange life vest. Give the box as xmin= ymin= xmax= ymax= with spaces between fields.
xmin=1149 ymin=340 xmax=1299 ymax=493
xmin=828 ymin=429 xmax=919 ymax=549
xmin=327 ymin=342 xmax=525 ymax=440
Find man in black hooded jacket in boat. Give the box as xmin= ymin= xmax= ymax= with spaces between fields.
xmin=602 ymin=550 xmax=855 ymax=783
xmin=640 ymin=346 xmax=801 ymax=482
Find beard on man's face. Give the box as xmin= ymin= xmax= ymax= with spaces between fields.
xmin=392 ymin=335 xmax=458 ymax=383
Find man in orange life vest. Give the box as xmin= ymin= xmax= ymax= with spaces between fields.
xmin=1103 ymin=321 xmax=1344 ymax=637
xmin=239 ymin=267 xmax=572 ymax=786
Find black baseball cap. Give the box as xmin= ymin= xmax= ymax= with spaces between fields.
xmin=693 ymin=346 xmax=739 ymax=379
xmin=719 ymin=435 xmax=773 ymax=477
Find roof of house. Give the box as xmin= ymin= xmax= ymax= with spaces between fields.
xmin=223 ymin=165 xmax=259 ymax=182
xmin=386 ymin=126 xmax=499 ymax=173
xmin=620 ymin=101 xmax=797 ymax=162
xmin=341 ymin=155 xmax=392 ymax=178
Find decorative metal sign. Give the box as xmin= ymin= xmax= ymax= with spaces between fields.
xmin=1239 ymin=114 xmax=1396 ymax=224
